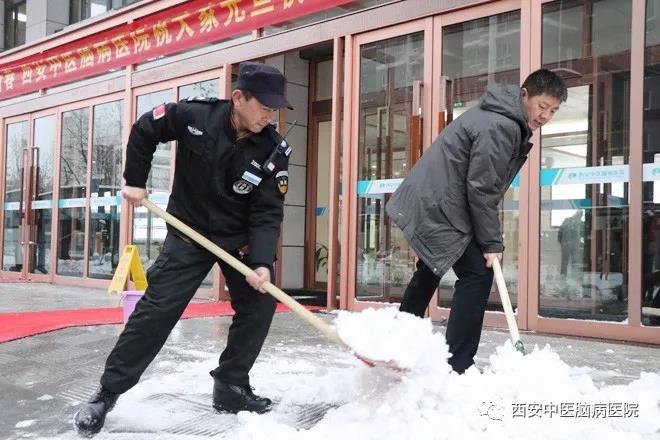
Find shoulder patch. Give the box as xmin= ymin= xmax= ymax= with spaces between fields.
xmin=152 ymin=103 xmax=166 ymax=120
xmin=275 ymin=170 xmax=288 ymax=195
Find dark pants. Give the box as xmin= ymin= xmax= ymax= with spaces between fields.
xmin=560 ymin=245 xmax=577 ymax=276
xmin=400 ymin=240 xmax=493 ymax=373
xmin=100 ymin=232 xmax=276 ymax=394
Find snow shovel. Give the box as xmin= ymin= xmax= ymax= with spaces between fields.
xmin=492 ymin=259 xmax=526 ymax=354
xmin=141 ymin=198 xmax=401 ymax=370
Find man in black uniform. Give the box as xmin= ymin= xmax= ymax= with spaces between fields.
xmin=74 ymin=62 xmax=293 ymax=437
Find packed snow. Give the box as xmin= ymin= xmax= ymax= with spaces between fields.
xmin=28 ymin=308 xmax=660 ymax=439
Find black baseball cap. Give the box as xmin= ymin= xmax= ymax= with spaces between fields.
xmin=236 ymin=61 xmax=293 ymax=110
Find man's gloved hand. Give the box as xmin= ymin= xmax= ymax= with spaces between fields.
xmin=246 ymin=266 xmax=271 ymax=293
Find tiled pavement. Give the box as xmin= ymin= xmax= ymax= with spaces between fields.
xmin=1 ymin=283 xmax=659 ymax=439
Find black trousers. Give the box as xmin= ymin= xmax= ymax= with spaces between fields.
xmin=100 ymin=232 xmax=276 ymax=394
xmin=399 ymin=239 xmax=493 ymax=373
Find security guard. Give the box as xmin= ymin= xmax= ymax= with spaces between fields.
xmin=74 ymin=62 xmax=293 ymax=437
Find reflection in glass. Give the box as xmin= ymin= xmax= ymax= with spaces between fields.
xmin=442 ymin=11 xmax=521 ymax=114
xmin=88 ymin=101 xmax=123 ymax=279
xmin=439 ymin=11 xmax=521 ymax=308
xmin=642 ymin=0 xmax=660 ymax=326
xmin=2 ymin=122 xmax=28 ymax=271
xmin=540 ymin=0 xmax=631 ymax=321
xmin=178 ymin=80 xmax=219 ymax=100
xmin=132 ymin=90 xmax=171 ymax=270
xmin=57 ymin=108 xmax=90 ymax=277
xmin=58 ymin=207 xmax=86 ymax=276
xmin=30 ymin=116 xmax=56 ymax=274
xmin=355 ymin=32 xmax=423 ymax=302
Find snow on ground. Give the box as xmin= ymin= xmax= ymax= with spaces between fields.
xmin=33 ymin=308 xmax=660 ymax=440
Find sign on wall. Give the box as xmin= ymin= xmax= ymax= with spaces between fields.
xmin=0 ymin=0 xmax=353 ymax=100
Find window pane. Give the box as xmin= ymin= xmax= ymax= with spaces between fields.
xmin=540 ymin=0 xmax=632 ymax=321
xmin=70 ymin=0 xmax=109 ymax=24
xmin=315 ymin=60 xmax=333 ymax=101
xmin=132 ymin=90 xmax=172 ymax=270
xmin=57 ymin=109 xmax=89 ymax=277
xmin=178 ymin=79 xmax=219 ymax=100
xmin=2 ymin=121 xmax=28 ymax=271
xmin=88 ymin=101 xmax=123 ymax=279
xmin=31 ymin=116 xmax=56 ymax=275
xmin=643 ymin=0 xmax=660 ymax=326
xmin=439 ymin=11 xmax=521 ymax=309
xmin=5 ymin=1 xmax=26 ymax=49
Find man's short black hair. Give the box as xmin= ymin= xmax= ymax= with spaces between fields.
xmin=522 ymin=69 xmax=568 ymax=102
xmin=240 ymin=89 xmax=254 ymax=101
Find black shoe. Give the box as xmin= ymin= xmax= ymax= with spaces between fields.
xmin=73 ymin=386 xmax=119 ymax=437
xmin=212 ymin=378 xmax=272 ymax=414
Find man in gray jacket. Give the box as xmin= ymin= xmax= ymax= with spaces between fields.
xmin=386 ymin=69 xmax=567 ymax=373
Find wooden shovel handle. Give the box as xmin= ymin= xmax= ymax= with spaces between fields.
xmin=141 ymin=198 xmax=347 ymax=349
xmin=492 ymin=258 xmax=522 ymax=344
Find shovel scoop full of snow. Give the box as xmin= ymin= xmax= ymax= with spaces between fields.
xmin=334 ymin=307 xmax=452 ymax=373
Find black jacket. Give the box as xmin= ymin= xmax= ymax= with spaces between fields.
xmin=386 ymin=84 xmax=532 ymax=276
xmin=124 ymin=98 xmax=290 ymax=269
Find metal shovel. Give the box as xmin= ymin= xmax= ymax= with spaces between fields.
xmin=492 ymin=258 xmax=526 ymax=354
xmin=141 ymin=198 xmax=400 ymax=369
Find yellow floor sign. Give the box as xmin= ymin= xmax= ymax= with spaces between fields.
xmin=108 ymin=245 xmax=148 ymax=294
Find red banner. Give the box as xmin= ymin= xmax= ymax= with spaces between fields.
xmin=0 ymin=0 xmax=352 ymax=100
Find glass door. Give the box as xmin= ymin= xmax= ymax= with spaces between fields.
xmin=349 ymin=20 xmax=432 ymax=308
xmin=538 ymin=0 xmax=632 ymax=322
xmin=1 ymin=113 xmax=56 ymax=280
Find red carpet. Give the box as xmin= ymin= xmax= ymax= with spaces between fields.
xmin=0 ymin=302 xmax=320 ymax=343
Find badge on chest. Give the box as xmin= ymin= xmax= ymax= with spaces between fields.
xmin=232 ymin=170 xmax=262 ymax=195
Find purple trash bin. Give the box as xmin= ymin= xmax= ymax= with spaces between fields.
xmin=120 ymin=290 xmax=144 ymax=323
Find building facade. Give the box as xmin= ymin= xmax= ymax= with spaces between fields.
xmin=0 ymin=0 xmax=659 ymax=345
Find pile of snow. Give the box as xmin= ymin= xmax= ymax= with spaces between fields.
xmin=27 ymin=308 xmax=660 ymax=440
xmin=245 ymin=308 xmax=660 ymax=439
xmin=334 ymin=307 xmax=451 ymax=371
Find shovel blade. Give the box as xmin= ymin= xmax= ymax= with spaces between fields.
xmin=354 ymin=353 xmax=405 ymax=372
